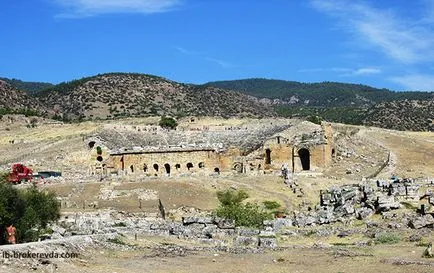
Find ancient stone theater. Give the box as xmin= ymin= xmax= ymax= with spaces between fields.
xmin=85 ymin=118 xmax=335 ymax=177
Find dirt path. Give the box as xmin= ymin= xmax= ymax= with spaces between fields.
xmin=358 ymin=128 xmax=397 ymax=179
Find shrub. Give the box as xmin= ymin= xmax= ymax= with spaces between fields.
xmin=375 ymin=232 xmax=401 ymax=244
xmin=159 ymin=116 xmax=177 ymax=129
xmin=263 ymin=200 xmax=281 ymax=210
xmin=214 ymin=189 xmax=272 ymax=228
xmin=217 ymin=189 xmax=248 ymax=206
xmin=107 ymin=237 xmax=126 ymax=245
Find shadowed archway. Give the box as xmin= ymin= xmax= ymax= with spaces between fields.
xmin=265 ymin=149 xmax=271 ymax=164
xmin=164 ymin=163 xmax=171 ymax=175
xmin=298 ymin=148 xmax=310 ymax=170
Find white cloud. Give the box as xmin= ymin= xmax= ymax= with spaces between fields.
xmin=389 ymin=74 xmax=434 ymax=91
xmin=298 ymin=67 xmax=352 ymax=73
xmin=174 ymin=46 xmax=236 ymax=69
xmin=310 ymin=0 xmax=434 ymax=64
xmin=52 ymin=0 xmax=181 ymax=16
xmin=205 ymin=57 xmax=236 ymax=69
xmin=298 ymin=67 xmax=381 ymax=76
xmin=352 ymin=68 xmax=382 ymax=75
xmin=173 ymin=46 xmax=203 ymax=55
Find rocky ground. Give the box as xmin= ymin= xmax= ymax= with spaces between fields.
xmin=0 ymin=116 xmax=433 ymax=272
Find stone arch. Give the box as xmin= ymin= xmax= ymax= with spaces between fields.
xmin=298 ymin=148 xmax=310 ymax=170
xmin=214 ymin=167 xmax=220 ymax=174
xmin=164 ymin=163 xmax=171 ymax=175
xmin=198 ymin=162 xmax=205 ymax=168
xmin=233 ymin=162 xmax=243 ymax=173
xmin=175 ymin=164 xmax=181 ymax=170
xmin=143 ymin=164 xmax=148 ymax=173
xmin=153 ymin=164 xmax=159 ymax=172
xmin=88 ymin=141 xmax=96 ymax=149
xmin=258 ymin=164 xmax=262 ymax=170
xmin=265 ymin=149 xmax=271 ymax=164
xmin=332 ymin=148 xmax=336 ymax=157
xmin=186 ymin=162 xmax=193 ymax=170
xmin=96 ymin=156 xmax=103 ymax=162
xmin=130 ymin=165 xmax=134 ymax=173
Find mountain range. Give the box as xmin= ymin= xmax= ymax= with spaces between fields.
xmin=0 ymin=73 xmax=432 ymax=131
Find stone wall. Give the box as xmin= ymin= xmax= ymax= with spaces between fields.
xmin=263 ymin=123 xmax=334 ymax=172
xmin=109 ymin=150 xmax=223 ymax=176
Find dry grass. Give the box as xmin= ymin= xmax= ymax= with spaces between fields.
xmin=53 ymin=241 xmax=434 ymax=273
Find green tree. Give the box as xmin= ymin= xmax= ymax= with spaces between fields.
xmin=214 ymin=189 xmax=272 ymax=228
xmin=159 ymin=116 xmax=178 ymax=129
xmin=0 ymin=181 xmax=60 ymax=244
xmin=307 ymin=115 xmax=322 ymax=125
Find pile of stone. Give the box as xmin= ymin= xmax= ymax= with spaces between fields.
xmin=293 ymin=182 xmax=405 ymax=227
xmin=47 ymin=211 xmax=288 ymax=250
xmin=377 ymin=178 xmax=420 ymax=201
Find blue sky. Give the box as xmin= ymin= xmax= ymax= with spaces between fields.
xmin=1 ymin=0 xmax=434 ymax=91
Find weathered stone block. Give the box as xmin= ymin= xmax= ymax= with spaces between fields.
xmin=202 ymin=225 xmax=217 ymax=238
xmin=258 ymin=237 xmax=277 ymax=248
xmin=263 ymin=220 xmax=274 ymax=228
xmin=294 ymin=215 xmax=317 ymax=227
xmin=182 ymin=217 xmax=198 ymax=225
xmin=236 ymin=228 xmax=260 ymax=236
xmin=356 ymin=207 xmax=374 ymax=220
xmin=408 ymin=214 xmax=434 ymax=229
xmin=169 ymin=224 xmax=186 ymax=236
xmin=377 ymin=196 xmax=400 ymax=211
xmin=213 ymin=218 xmax=235 ymax=229
xmin=150 ymin=222 xmax=168 ymax=230
xmin=234 ymin=236 xmax=259 ymax=248
xmin=197 ymin=217 xmax=214 ymax=224
xmin=272 ymin=218 xmax=293 ymax=231
xmin=259 ymin=228 xmax=276 ymax=238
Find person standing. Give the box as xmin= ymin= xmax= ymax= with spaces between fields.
xmin=6 ymin=224 xmax=16 ymax=244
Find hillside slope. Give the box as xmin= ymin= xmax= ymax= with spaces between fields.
xmin=0 ymin=77 xmax=53 ymax=94
xmin=37 ymin=73 xmax=273 ymax=120
xmin=207 ymin=78 xmax=434 ymax=131
xmin=0 ymin=80 xmax=43 ymax=113
xmin=206 ymin=78 xmax=433 ymax=107
xmin=362 ymin=100 xmax=434 ymax=131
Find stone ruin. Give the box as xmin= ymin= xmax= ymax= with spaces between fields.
xmin=293 ymin=177 xmax=434 ymax=229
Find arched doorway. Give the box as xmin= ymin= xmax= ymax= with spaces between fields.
xmin=186 ymin=162 xmax=193 ymax=170
xmin=298 ymin=148 xmax=310 ymax=170
xmin=233 ymin=162 xmax=243 ymax=173
xmin=164 ymin=163 xmax=171 ymax=175
xmin=265 ymin=149 xmax=271 ymax=164
xmin=153 ymin=164 xmax=159 ymax=172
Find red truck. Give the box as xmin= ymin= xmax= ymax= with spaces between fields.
xmin=7 ymin=163 xmax=33 ymax=184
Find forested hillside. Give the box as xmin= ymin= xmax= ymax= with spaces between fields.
xmin=0 ymin=78 xmax=53 ymax=94
xmin=206 ymin=78 xmax=433 ymax=107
